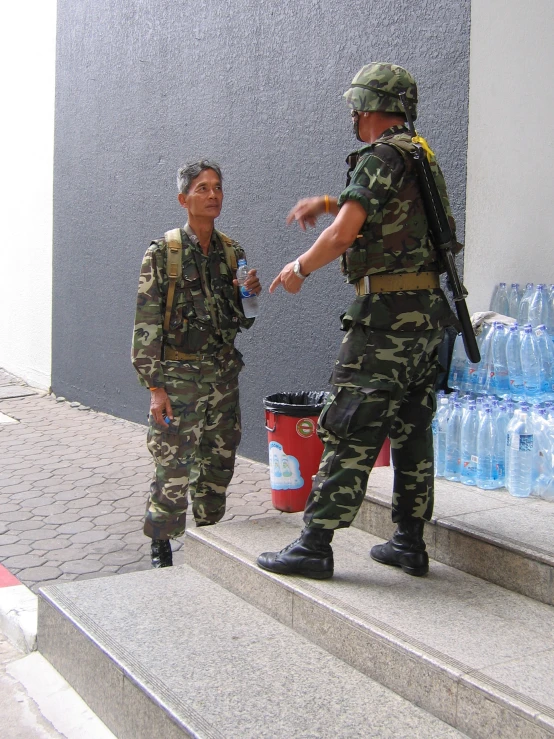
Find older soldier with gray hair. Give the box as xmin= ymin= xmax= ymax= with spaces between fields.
xmin=257 ymin=63 xmax=459 ymax=580
xmin=132 ymin=160 xmax=261 ymax=568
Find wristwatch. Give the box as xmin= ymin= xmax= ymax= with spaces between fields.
xmin=293 ymin=259 xmax=310 ymax=280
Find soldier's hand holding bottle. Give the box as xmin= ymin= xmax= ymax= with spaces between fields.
xmin=150 ymin=388 xmax=173 ymax=426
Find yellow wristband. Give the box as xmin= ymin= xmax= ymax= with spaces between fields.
xmin=148 ymin=386 xmax=158 ymax=391
xmin=324 ymin=194 xmax=330 ymax=214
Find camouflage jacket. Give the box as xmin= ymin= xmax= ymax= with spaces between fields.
xmin=336 ymin=125 xmax=458 ymax=333
xmin=132 ymin=226 xmax=254 ymax=388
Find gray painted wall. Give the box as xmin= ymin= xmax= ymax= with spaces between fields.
xmin=53 ymin=0 xmax=470 ymax=462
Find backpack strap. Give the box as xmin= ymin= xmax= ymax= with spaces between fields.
xmin=216 ymin=230 xmax=239 ymax=301
xmin=163 ymin=228 xmax=183 ymax=333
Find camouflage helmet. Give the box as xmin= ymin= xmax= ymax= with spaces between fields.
xmin=343 ymin=62 xmax=418 ymax=120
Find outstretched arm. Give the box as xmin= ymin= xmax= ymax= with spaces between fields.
xmin=270 ymin=200 xmax=366 ymax=294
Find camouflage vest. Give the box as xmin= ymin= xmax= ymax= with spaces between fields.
xmin=162 ymin=229 xmax=243 ymax=353
xmin=341 ymin=132 xmax=440 ymax=283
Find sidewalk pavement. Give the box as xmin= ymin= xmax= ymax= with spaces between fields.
xmin=0 ymin=368 xmax=281 ymax=593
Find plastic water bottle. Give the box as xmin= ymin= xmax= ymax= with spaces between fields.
xmin=445 ymin=401 xmax=463 ymax=482
xmin=546 ymin=288 xmax=554 ymax=336
xmin=447 ymin=334 xmax=466 ymax=391
xmin=532 ymin=408 xmax=551 ymax=496
xmin=506 ymin=407 xmax=535 ymax=497
xmin=476 ymin=323 xmax=495 ymax=395
xmin=506 ymin=324 xmax=524 ymax=400
xmin=492 ymin=282 xmax=509 ymax=316
xmin=529 ymin=284 xmax=549 ymax=327
xmin=476 ymin=407 xmax=499 ymax=489
xmin=487 ymin=323 xmax=510 ymax=398
xmin=521 ymin=324 xmax=542 ymax=400
xmin=494 ymin=402 xmax=509 ymax=488
xmin=236 ymin=258 xmax=259 ymax=318
xmin=433 ymin=394 xmax=450 ymax=477
xmin=460 ymin=400 xmax=478 ymax=486
xmin=535 ymin=325 xmax=554 ymax=398
xmin=507 ymin=283 xmax=521 ymax=319
xmin=517 ymin=283 xmax=534 ymax=325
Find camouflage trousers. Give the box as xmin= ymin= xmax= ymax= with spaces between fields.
xmin=143 ymin=375 xmax=241 ymax=539
xmin=303 ymin=326 xmax=444 ymax=530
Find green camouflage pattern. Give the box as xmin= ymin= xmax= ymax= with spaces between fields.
xmin=304 ymin=328 xmax=443 ymax=528
xmin=343 ymin=62 xmax=418 ymax=119
xmin=132 ymin=228 xmax=253 ymax=389
xmin=300 ymin=128 xmax=457 ymax=530
xmin=338 ymin=126 xmax=456 ymax=285
xmin=132 ymin=225 xmax=254 ymax=539
xmin=143 ymin=373 xmax=240 ymax=538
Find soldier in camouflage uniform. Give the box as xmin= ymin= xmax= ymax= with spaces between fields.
xmin=258 ymin=63 xmax=458 ymax=580
xmin=132 ymin=160 xmax=261 ymax=567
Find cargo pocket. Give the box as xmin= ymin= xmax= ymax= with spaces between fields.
xmin=318 ymin=387 xmax=366 ymax=440
xmin=146 ymin=415 xmax=181 ymax=467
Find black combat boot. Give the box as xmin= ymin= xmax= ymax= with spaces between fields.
xmin=151 ymin=539 xmax=173 ymax=568
xmin=257 ymin=528 xmax=334 ymax=579
xmin=370 ymin=518 xmax=429 ymax=576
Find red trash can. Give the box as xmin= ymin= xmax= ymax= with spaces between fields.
xmin=264 ymin=392 xmax=328 ymax=513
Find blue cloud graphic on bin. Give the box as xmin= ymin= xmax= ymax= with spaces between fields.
xmin=269 ymin=441 xmax=304 ymax=490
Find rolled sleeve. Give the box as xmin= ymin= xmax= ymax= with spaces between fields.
xmin=337 ymin=152 xmax=400 ymax=221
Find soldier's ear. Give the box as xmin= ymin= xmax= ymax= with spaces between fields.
xmin=177 ymin=193 xmax=187 ymax=209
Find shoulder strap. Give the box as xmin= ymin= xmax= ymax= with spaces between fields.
xmin=163 ymin=228 xmax=182 ymax=333
xmin=216 ymin=230 xmax=239 ymax=301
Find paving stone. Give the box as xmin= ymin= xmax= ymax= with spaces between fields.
xmin=0 ymin=510 xmax=33 ymax=522
xmin=96 ymin=489 xmax=135 ymax=502
xmin=4 ymin=519 xmax=46 ymax=532
xmin=60 ymin=560 xmax=104 ymax=575
xmin=64 ymin=496 xmax=101 ymax=510
xmin=17 ymin=528 xmax=60 ymax=541
xmin=105 ymin=520 xmax=141 ymax=535
xmin=54 ymin=488 xmax=90 ymax=501
xmin=0 ymin=534 xmax=19 ymax=546
xmin=56 ymin=521 xmax=94 ymax=534
xmin=0 ymin=544 xmax=32 ymax=557
xmin=30 ymin=504 xmax=66 ymax=516
xmin=118 ymin=560 xmax=151 ymax=574
xmin=30 ymin=538 xmax=72 ymax=551
xmin=2 ymin=554 xmax=46 ymax=569
xmin=75 ymin=571 xmax=117 ymax=581
xmin=79 ymin=504 xmax=115 ymax=517
xmin=47 ymin=547 xmax=89 ymax=562
xmin=39 ymin=482 xmax=77 ymax=493
xmin=9 ymin=489 xmax=47 ymax=502
xmin=18 ymin=565 xmax=63 ymax=583
xmin=92 ymin=512 xmax=129 ymax=526
xmin=70 ymin=530 xmax=109 ymax=544
xmin=43 ymin=512 xmax=82 ymax=525
xmin=85 ymin=540 xmax=126 ymax=555
xmin=0 ymin=503 xmax=21 ymax=514
xmin=100 ymin=550 xmax=142 ymax=566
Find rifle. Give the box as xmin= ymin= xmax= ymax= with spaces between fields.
xmin=398 ymin=92 xmax=480 ymax=364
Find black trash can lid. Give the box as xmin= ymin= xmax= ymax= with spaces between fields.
xmin=263 ymin=391 xmax=329 ymax=417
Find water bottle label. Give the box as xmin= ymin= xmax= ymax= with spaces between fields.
xmin=512 ymin=434 xmax=533 ymax=452
xmin=240 ymin=285 xmax=254 ymax=299
xmin=471 ymin=455 xmax=478 ymax=464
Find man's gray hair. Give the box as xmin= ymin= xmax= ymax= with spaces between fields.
xmin=177 ymin=160 xmax=223 ymax=194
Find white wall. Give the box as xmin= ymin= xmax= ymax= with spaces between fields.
xmin=464 ymin=0 xmax=554 ymax=314
xmin=0 ymin=2 xmax=56 ymax=389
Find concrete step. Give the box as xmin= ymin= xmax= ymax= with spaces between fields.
xmin=185 ymin=517 xmax=554 ymax=739
xmin=356 ymin=467 xmax=554 ymax=606
xmin=37 ymin=564 xmax=466 ymax=739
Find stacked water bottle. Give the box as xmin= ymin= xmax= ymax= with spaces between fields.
xmin=433 ymin=282 xmax=554 ymax=499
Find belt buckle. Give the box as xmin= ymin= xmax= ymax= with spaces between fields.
xmin=363 ymin=276 xmax=370 ymax=295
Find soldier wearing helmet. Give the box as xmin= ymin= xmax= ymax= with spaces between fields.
xmin=258 ymin=63 xmax=458 ymax=580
